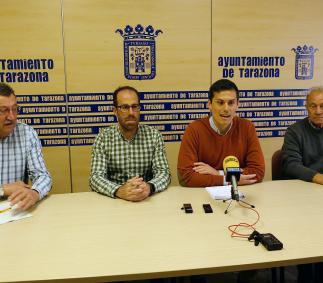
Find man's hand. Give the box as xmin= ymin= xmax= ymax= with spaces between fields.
xmin=8 ymin=187 xmax=40 ymax=211
xmin=115 ymin=177 xmax=150 ymax=202
xmin=313 ymin=173 xmax=323 ymax=185
xmin=3 ymin=181 xmax=30 ymax=196
xmin=193 ymin=162 xmax=220 ymax=175
xmin=238 ymin=174 xmax=257 ymax=185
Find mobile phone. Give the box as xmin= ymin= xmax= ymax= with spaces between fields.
xmin=181 ymin=203 xmax=193 ymax=213
xmin=203 ymin=204 xmax=213 ymax=213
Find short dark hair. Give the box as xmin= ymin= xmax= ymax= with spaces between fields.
xmin=113 ymin=86 xmax=140 ymax=107
xmin=208 ymin=79 xmax=239 ymax=101
xmin=0 ymin=83 xmax=15 ymax=97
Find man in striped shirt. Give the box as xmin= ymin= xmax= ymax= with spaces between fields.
xmin=0 ymin=83 xmax=52 ymax=210
xmin=90 ymin=86 xmax=170 ymax=201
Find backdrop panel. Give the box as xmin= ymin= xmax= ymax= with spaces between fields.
xmin=0 ymin=0 xmax=71 ymax=193
xmin=212 ymin=0 xmax=323 ymax=180
xmin=63 ymin=0 xmax=211 ymax=191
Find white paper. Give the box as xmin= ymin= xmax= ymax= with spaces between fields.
xmin=205 ymin=185 xmax=244 ymax=200
xmin=0 ymin=201 xmax=32 ymax=225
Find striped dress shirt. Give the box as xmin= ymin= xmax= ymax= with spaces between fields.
xmin=90 ymin=124 xmax=171 ymax=197
xmin=0 ymin=122 xmax=52 ymax=199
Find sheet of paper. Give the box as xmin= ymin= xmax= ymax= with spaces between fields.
xmin=0 ymin=201 xmax=32 ymax=225
xmin=205 ymin=185 xmax=244 ymax=200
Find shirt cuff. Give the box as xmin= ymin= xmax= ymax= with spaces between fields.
xmin=218 ymin=170 xmax=228 ymax=185
xmin=112 ymin=186 xmax=121 ymax=198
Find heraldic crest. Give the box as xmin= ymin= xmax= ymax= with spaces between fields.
xmin=116 ymin=24 xmax=163 ymax=80
xmin=292 ymin=45 xmax=318 ymax=80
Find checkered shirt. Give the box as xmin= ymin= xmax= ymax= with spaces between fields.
xmin=0 ymin=122 xmax=52 ymax=199
xmin=90 ymin=124 xmax=171 ymax=197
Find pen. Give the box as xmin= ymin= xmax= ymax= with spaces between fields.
xmin=0 ymin=203 xmax=19 ymax=214
xmin=0 ymin=207 xmax=11 ymax=214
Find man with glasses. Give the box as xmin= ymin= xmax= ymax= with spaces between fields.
xmin=177 ymin=79 xmax=265 ymax=187
xmin=282 ymin=87 xmax=323 ymax=283
xmin=0 ymin=83 xmax=52 ymax=210
xmin=90 ymin=86 xmax=170 ymax=201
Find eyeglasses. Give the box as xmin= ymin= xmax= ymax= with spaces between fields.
xmin=0 ymin=106 xmax=21 ymax=116
xmin=117 ymin=104 xmax=141 ymax=112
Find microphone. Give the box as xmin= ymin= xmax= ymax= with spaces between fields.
xmin=223 ymin=156 xmax=241 ymax=201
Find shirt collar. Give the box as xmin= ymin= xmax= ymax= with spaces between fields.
xmin=308 ymin=118 xmax=323 ymax=130
xmin=209 ymin=116 xmax=232 ymax=136
xmin=116 ymin=124 xmax=140 ymax=141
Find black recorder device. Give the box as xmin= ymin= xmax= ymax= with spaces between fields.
xmin=248 ymin=231 xmax=283 ymax=251
xmin=259 ymin=233 xmax=283 ymax=251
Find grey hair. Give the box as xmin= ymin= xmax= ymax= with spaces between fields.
xmin=307 ymin=86 xmax=323 ymax=102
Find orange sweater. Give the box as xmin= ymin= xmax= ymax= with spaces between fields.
xmin=177 ymin=116 xmax=265 ymax=187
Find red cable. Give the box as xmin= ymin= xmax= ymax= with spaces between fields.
xmin=228 ymin=201 xmax=260 ymax=238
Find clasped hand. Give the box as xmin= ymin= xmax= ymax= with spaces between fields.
xmin=116 ymin=177 xmax=151 ymax=201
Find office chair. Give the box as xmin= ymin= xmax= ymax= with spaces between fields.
xmin=271 ymin=149 xmax=285 ymax=283
xmin=271 ymin=149 xmax=284 ymax=181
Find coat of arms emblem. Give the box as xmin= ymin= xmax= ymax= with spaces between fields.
xmin=292 ymin=45 xmax=318 ymax=80
xmin=116 ymin=24 xmax=163 ymax=80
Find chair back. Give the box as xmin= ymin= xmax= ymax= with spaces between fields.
xmin=271 ymin=149 xmax=283 ymax=180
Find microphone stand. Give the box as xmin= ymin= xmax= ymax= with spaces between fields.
xmin=224 ymin=178 xmax=255 ymax=214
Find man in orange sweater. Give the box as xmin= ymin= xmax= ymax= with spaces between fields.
xmin=177 ymin=79 xmax=265 ymax=187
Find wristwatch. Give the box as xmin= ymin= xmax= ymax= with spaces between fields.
xmin=0 ymin=186 xmax=4 ymax=197
xmin=148 ymin=183 xmax=156 ymax=196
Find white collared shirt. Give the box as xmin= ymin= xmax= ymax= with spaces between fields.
xmin=209 ymin=116 xmax=233 ymax=136
xmin=208 ymin=116 xmax=230 ymax=185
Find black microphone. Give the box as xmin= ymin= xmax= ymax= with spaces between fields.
xmin=223 ymin=156 xmax=241 ymax=201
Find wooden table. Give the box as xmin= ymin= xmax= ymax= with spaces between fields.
xmin=1 ymin=180 xmax=323 ymax=282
